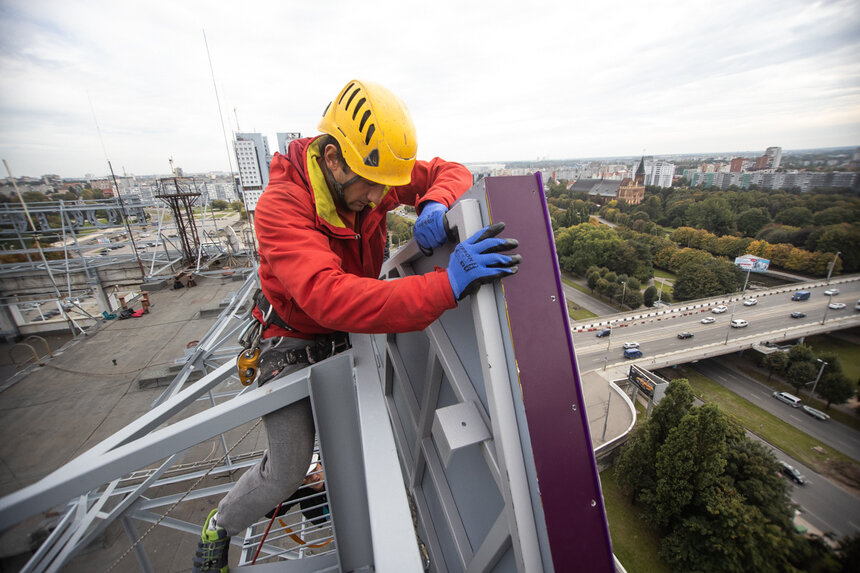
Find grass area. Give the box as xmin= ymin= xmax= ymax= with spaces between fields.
xmin=634 ymin=398 xmax=647 ymax=420
xmin=653 ymin=268 xmax=677 ymax=281
xmin=672 ymin=365 xmax=859 ymax=469
xmin=652 ymin=280 xmax=674 ymax=299
xmin=567 ymin=300 xmax=597 ymax=320
xmin=599 ymin=469 xmax=670 ymax=573
xmin=561 ymin=275 xmax=592 ymax=295
xmin=804 ymin=333 xmax=860 ymax=383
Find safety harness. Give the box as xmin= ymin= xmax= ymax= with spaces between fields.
xmin=237 ymin=290 xmax=350 ymax=386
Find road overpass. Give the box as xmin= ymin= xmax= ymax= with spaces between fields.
xmin=571 ymin=275 xmax=860 ymax=373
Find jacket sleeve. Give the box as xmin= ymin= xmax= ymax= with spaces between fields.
xmin=396 ymin=157 xmax=473 ymax=213
xmin=255 ymin=182 xmax=457 ymax=334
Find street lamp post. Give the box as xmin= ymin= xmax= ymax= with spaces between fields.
xmin=809 ymin=359 xmax=828 ymax=398
xmin=620 ymin=281 xmax=627 ymax=310
xmin=822 ymin=293 xmax=834 ymax=325
xmin=603 ymin=325 xmax=612 ymax=371
xmin=826 ymin=252 xmax=841 ymax=284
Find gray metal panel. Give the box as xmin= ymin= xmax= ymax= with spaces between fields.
xmin=376 ymin=177 xmax=614 ymax=572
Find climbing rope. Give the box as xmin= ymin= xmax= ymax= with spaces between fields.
xmin=105 ymin=418 xmax=262 ymax=572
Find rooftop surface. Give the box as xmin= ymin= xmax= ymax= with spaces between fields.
xmin=0 ymin=274 xmax=631 ymax=571
xmin=0 ymin=275 xmax=256 ymax=571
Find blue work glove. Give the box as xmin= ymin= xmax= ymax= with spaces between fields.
xmin=447 ymin=222 xmax=521 ymax=300
xmin=413 ymin=201 xmax=449 ymax=253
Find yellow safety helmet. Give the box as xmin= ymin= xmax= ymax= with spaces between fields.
xmin=318 ymin=80 xmax=417 ymax=187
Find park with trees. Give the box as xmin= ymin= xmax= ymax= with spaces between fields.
xmin=613 ymin=379 xmax=859 ymax=572
xmin=545 ymin=181 xmax=856 ymax=309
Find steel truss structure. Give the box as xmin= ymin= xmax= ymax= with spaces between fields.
xmin=0 ymin=176 xmax=617 ymax=572
xmin=0 ymin=193 xmax=254 ymax=337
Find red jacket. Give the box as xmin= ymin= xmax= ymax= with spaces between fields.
xmin=254 ymin=136 xmax=471 ymax=339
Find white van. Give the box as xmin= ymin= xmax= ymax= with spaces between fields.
xmin=773 ymin=391 xmax=801 ymax=408
xmin=730 ymin=318 xmax=748 ymax=328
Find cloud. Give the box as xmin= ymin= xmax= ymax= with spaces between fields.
xmin=0 ymin=0 xmax=858 ymax=177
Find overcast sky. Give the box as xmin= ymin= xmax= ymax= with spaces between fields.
xmin=1 ymin=0 xmax=858 ymax=179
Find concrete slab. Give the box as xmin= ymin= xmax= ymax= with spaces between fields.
xmin=0 ymin=276 xmax=255 ymax=571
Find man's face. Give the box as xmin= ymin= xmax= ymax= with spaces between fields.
xmin=323 ymin=143 xmax=387 ymax=211
xmin=340 ymin=174 xmax=386 ymax=212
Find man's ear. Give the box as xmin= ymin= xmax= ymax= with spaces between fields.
xmin=323 ymin=144 xmax=346 ymax=173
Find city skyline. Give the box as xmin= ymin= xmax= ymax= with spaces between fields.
xmin=1 ymin=0 xmax=859 ymax=179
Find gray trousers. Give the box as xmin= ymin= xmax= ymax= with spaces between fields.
xmin=215 ymin=337 xmax=317 ymax=536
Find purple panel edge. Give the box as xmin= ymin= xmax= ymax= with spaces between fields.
xmin=486 ymin=173 xmax=614 ymax=572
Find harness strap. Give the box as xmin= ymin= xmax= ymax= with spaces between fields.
xmin=253 ymin=288 xmax=296 ymax=332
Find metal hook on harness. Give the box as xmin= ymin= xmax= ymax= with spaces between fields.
xmin=237 ymin=347 xmax=261 ymax=386
xmin=237 ymin=317 xmax=264 ymax=386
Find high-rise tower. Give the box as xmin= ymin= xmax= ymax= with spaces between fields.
xmin=233 ymin=132 xmax=271 ymax=211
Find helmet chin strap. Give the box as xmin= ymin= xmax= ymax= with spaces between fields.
xmin=321 ymin=160 xmax=361 ymax=206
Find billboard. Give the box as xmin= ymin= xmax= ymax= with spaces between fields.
xmin=734 ymin=254 xmax=770 ymax=273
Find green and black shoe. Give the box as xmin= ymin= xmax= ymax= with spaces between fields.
xmin=192 ymin=509 xmax=230 ymax=573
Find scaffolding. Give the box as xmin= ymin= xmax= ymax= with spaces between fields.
xmin=0 ymin=193 xmax=253 ymax=338
xmin=0 ymin=176 xmax=618 ymax=572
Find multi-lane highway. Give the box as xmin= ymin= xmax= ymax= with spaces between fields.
xmin=570 ymin=278 xmax=860 ymax=539
xmin=694 ymin=360 xmax=860 ymax=460
xmin=572 ymin=278 xmax=860 ymax=373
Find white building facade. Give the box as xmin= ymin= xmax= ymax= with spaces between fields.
xmin=234 ymin=132 xmax=271 ymax=211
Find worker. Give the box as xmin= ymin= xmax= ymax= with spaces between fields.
xmin=193 ymin=79 xmax=520 ymax=572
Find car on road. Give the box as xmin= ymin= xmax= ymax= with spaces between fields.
xmin=595 ymin=328 xmax=611 ymax=338
xmin=677 ymin=331 xmax=694 ymax=339
xmin=790 ymin=311 xmax=807 ymax=319
xmin=828 ymin=302 xmax=846 ymax=310
xmin=623 ymin=348 xmax=643 ymax=359
xmin=773 ymin=391 xmax=802 ymax=407
xmin=743 ymin=298 xmax=758 ymax=306
xmin=801 ymin=405 xmax=830 ymax=421
xmin=730 ymin=318 xmax=748 ymax=328
xmin=622 ymin=342 xmax=640 ymax=349
xmin=823 ymin=288 xmax=839 ymax=296
xmin=700 ymin=316 xmax=716 ymax=324
xmin=778 ymin=461 xmax=807 ymax=485
xmin=712 ymin=305 xmax=728 ymax=314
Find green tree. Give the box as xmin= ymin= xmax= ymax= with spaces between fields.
xmin=736 ymin=207 xmax=771 ymax=237
xmin=22 ymin=191 xmax=49 ymax=202
xmin=80 ymin=187 xmax=104 ymax=200
xmin=643 ymin=285 xmax=658 ymax=307
xmin=816 ymin=372 xmax=855 ymax=409
xmin=775 ymin=206 xmax=814 ymax=227
xmin=787 ymin=361 xmax=818 ymax=393
xmin=554 ymin=224 xmax=624 ymax=276
xmin=615 ymin=380 xmax=695 ymax=501
xmin=660 ymin=484 xmax=794 ymax=573
xmin=685 ymin=197 xmax=735 ymax=235
xmin=764 ymin=352 xmax=789 ymax=380
xmin=623 ymin=289 xmax=644 ymax=310
xmin=642 ymin=404 xmax=729 ymax=528
xmin=211 ymin=199 xmax=229 ymax=210
xmin=813 ymin=206 xmax=852 ymax=226
xmin=672 ymin=259 xmax=741 ymax=301
xmin=587 ymin=271 xmax=600 ymax=292
xmin=787 ymin=343 xmax=815 ymax=364
xmin=231 ymin=200 xmax=245 ymax=211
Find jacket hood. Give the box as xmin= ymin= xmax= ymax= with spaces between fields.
xmin=268 ymin=137 xmax=356 ymax=235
